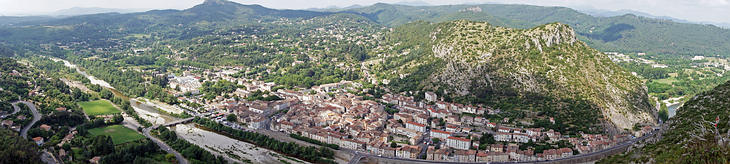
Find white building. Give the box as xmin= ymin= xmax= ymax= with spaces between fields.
xmin=425 ymin=92 xmax=437 ymax=102
xmin=430 ymin=129 xmax=452 ymax=140
xmin=405 ymin=121 xmax=427 ymax=132
xmin=447 ymin=136 xmax=471 ymax=150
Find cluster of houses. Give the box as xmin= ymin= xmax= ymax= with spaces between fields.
xmin=176 ymin=68 xmax=637 ymax=163
xmin=263 ymin=85 xmax=636 ymax=162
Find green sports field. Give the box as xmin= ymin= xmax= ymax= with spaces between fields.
xmin=87 ymin=125 xmax=145 ymax=145
xmin=78 ymin=100 xmax=121 ymax=116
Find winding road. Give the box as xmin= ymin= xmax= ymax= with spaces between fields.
xmin=1 ymin=100 xmax=21 ymax=118
xmin=11 ymin=101 xmax=41 ymax=139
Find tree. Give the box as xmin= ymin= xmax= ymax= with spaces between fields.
xmin=100 ymin=89 xmax=113 ymax=99
xmin=432 ymin=138 xmax=440 ymax=145
xmin=390 ymin=142 xmax=397 ymax=148
xmin=165 ymin=153 xmax=176 ymax=163
xmin=0 ymin=128 xmax=40 ymax=164
xmin=226 ymin=114 xmax=237 ymax=122
xmin=658 ymin=105 xmax=669 ymax=122
xmin=90 ymin=135 xmax=114 ymax=156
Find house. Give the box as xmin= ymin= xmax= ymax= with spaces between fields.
xmin=495 ymin=132 xmax=512 ymax=142
xmin=32 ymin=137 xmax=44 ymax=146
xmin=430 ymin=129 xmax=452 ymax=140
xmin=415 ymin=114 xmax=428 ymax=125
xmin=526 ymin=128 xmax=542 ymax=137
xmin=381 ymin=146 xmax=396 ymax=157
xmin=490 ymin=144 xmax=503 ymax=152
xmin=558 ymin=147 xmax=573 ymax=158
xmin=432 ymin=149 xmax=450 ymax=161
xmin=425 ymin=92 xmax=437 ymax=102
xmin=277 ymin=121 xmax=294 ymax=133
xmin=341 ymin=139 xmax=364 ymax=150
xmin=454 ymin=149 xmax=476 ymax=162
xmin=395 ymin=127 xmax=420 ymax=138
xmin=476 ymin=151 xmax=488 ymax=162
xmin=396 ymin=146 xmax=416 ymax=159
xmin=486 ymin=152 xmax=509 ymax=162
xmin=447 ymin=136 xmax=471 ymax=150
xmin=247 ymin=117 xmax=267 ymax=129
xmin=405 ymin=121 xmax=426 ymax=132
xmin=89 ymin=156 xmax=101 ymax=164
xmin=486 ymin=122 xmax=496 ymax=128
xmin=366 ymin=143 xmax=382 ymax=154
xmin=39 ymin=124 xmax=51 ymax=131
xmin=512 ymin=133 xmax=529 ymax=143
xmin=445 ymin=124 xmax=459 ymax=132
xmin=426 ymin=146 xmax=436 ymax=160
xmin=1 ymin=120 xmax=12 ymax=127
xmin=497 ymin=127 xmax=511 ymax=133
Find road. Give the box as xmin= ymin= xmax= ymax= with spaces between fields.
xmin=1 ymin=100 xmax=21 ymax=118
xmin=143 ymin=126 xmax=189 ymax=164
xmin=13 ymin=101 xmax=40 ymax=139
xmin=348 ymin=129 xmax=659 ymax=164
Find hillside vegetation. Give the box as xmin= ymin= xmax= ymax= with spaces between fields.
xmin=600 ymin=80 xmax=730 ymax=163
xmin=367 ymin=20 xmax=656 ymax=133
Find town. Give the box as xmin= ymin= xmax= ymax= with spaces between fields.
xmin=164 ymin=66 xmax=654 ymax=163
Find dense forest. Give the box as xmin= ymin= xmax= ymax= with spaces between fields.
xmin=0 ymin=128 xmax=41 ymax=164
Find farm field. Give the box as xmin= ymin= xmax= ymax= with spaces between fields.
xmin=87 ymin=125 xmax=145 ymax=145
xmin=79 ymin=100 xmax=121 ymax=116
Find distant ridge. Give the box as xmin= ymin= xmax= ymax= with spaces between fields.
xmin=1 ymin=0 xmax=729 ymax=56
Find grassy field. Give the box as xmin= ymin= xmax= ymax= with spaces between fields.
xmin=655 ymin=77 xmax=678 ymax=85
xmin=88 ymin=125 xmax=145 ymax=145
xmin=78 ymin=100 xmax=121 ymax=116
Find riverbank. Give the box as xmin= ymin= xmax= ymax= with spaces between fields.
xmin=173 ymin=124 xmax=304 ymax=164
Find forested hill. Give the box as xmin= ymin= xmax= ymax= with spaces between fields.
xmin=0 ymin=0 xmax=330 ymax=44
xmin=600 ymin=80 xmax=730 ymax=163
xmin=343 ymin=3 xmax=730 ymax=57
xmin=367 ymin=20 xmax=656 ymax=134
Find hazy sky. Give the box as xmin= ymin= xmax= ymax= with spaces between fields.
xmin=1 ymin=0 xmax=729 ymax=24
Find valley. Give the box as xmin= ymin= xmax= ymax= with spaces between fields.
xmin=0 ymin=0 xmax=728 ymax=164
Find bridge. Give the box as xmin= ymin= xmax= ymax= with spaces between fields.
xmin=141 ymin=117 xmax=195 ymax=164
xmin=146 ymin=117 xmax=195 ymax=130
xmin=164 ymin=117 xmax=194 ymax=127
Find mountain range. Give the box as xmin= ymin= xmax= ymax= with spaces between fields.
xmin=3 ymin=0 xmax=729 ymax=57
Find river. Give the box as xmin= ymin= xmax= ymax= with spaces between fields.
xmin=48 ymin=57 xmax=128 ymax=100
xmin=51 ymin=57 xmax=303 ymax=164
xmin=662 ymin=96 xmax=684 ymax=118
xmin=667 ymin=103 xmax=681 ymax=118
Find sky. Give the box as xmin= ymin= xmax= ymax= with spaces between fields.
xmin=0 ymin=0 xmax=729 ymax=25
